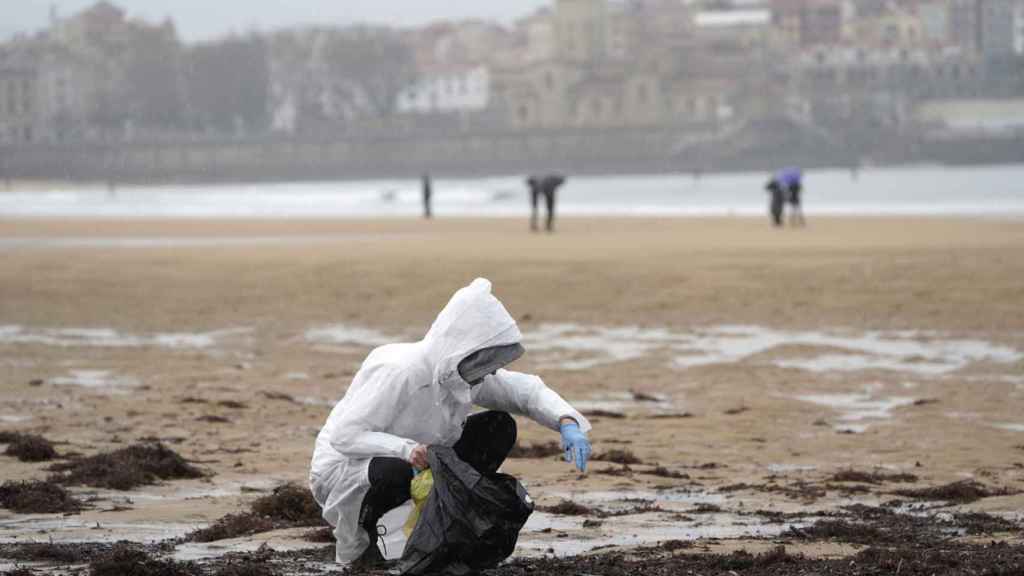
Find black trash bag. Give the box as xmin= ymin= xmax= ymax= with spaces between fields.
xmin=399 ymin=446 xmax=534 ymax=575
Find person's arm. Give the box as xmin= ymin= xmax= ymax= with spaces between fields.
xmin=328 ymin=364 xmax=419 ymax=462
xmin=472 ymin=370 xmax=591 ymax=433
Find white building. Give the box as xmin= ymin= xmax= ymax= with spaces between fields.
xmin=396 ymin=65 xmax=490 ymax=115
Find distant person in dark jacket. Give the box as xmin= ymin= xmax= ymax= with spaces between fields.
xmin=765 ymin=178 xmax=785 ymax=227
xmin=528 ymin=174 xmax=566 ymax=233
xmin=422 ymin=173 xmax=433 ymax=220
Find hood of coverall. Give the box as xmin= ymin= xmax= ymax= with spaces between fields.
xmin=423 ymin=278 xmax=523 ymax=396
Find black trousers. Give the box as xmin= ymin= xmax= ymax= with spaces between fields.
xmin=358 ymin=411 xmax=517 ymax=536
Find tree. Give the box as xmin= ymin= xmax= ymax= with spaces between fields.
xmin=186 ymin=35 xmax=270 ymax=135
xmin=320 ymin=28 xmax=417 ymax=118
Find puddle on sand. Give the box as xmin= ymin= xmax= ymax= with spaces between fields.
xmin=305 ymin=325 xmax=400 ymax=348
xmin=518 ymin=489 xmax=794 ymax=557
xmin=794 ymin=386 xmax=916 ymax=432
xmin=50 ymin=370 xmax=140 ymax=392
xmin=518 ymin=323 xmax=1020 ymax=376
xmin=0 ymin=414 xmax=32 ymax=423
xmin=97 ymin=478 xmax=281 ymax=503
xmin=173 ymin=529 xmax=323 ymax=562
xmin=0 ymin=325 xmax=251 ymax=350
xmin=573 ymin=391 xmax=677 ymax=416
xmin=0 ymin=516 xmax=196 ymax=545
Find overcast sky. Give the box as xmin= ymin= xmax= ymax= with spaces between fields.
xmin=4 ymin=0 xmax=552 ymax=42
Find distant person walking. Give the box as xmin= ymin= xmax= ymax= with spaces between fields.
xmin=422 ymin=173 xmax=433 ymax=220
xmin=528 ymin=174 xmax=566 ymax=233
xmin=765 ymin=178 xmax=785 ymax=228
xmin=777 ymin=167 xmax=805 ymax=227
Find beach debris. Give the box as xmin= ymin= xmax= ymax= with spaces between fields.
xmin=304 ymin=526 xmax=335 ymax=543
xmin=630 ymin=390 xmax=663 ymax=402
xmin=644 ymin=465 xmax=689 ymax=479
xmin=581 ymin=409 xmax=626 ymax=419
xmin=188 ymin=513 xmax=276 ymax=543
xmin=508 ymin=441 xmax=562 ymax=459
xmin=196 ymin=415 xmax=231 ymax=424
xmin=687 ymin=503 xmax=723 ymax=514
xmin=261 ymin=391 xmax=297 ymax=403
xmin=596 ymin=464 xmax=634 ymax=477
xmin=538 ymin=500 xmax=595 ymax=516
xmin=188 ymin=483 xmax=325 ymax=542
xmin=28 ymin=378 xmax=44 ymax=387
xmin=913 ymin=398 xmax=940 ymax=406
xmin=892 ymin=480 xmax=1016 ymax=504
xmin=179 ymin=397 xmax=209 ymax=404
xmin=723 ymin=406 xmax=750 ymax=415
xmin=90 ymin=543 xmax=200 ymax=576
xmin=582 ymin=519 xmax=603 ymax=528
xmin=829 ymin=470 xmax=918 ymax=484
xmin=49 ymin=442 xmax=203 ymax=490
xmin=649 ymin=412 xmax=694 ymax=419
xmin=789 ymin=504 xmax=1021 ymax=546
xmin=591 ymin=449 xmax=643 ymax=465
xmin=217 ymin=400 xmax=247 ymax=409
xmin=0 ymin=431 xmax=58 ymax=462
xmin=538 ymin=499 xmax=662 ymax=518
xmin=0 ymin=480 xmax=83 ymax=513
xmin=0 ymin=542 xmax=111 ymax=563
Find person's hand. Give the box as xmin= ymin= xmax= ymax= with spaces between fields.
xmin=409 ymin=444 xmax=430 ymax=471
xmin=559 ymin=420 xmax=591 ymax=473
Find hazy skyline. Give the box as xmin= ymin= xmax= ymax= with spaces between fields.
xmin=4 ymin=0 xmax=552 ymax=41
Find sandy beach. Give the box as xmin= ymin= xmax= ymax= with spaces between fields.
xmin=2 ymin=216 xmax=1023 ymax=571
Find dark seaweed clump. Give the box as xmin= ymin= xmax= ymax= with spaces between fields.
xmin=0 ymin=431 xmax=58 ymax=462
xmin=591 ymin=449 xmax=643 ymax=465
xmin=0 ymin=542 xmax=111 ymax=563
xmin=508 ymin=441 xmax=563 ymax=459
xmin=188 ymin=483 xmax=325 ymax=543
xmin=250 ymin=484 xmax=323 ymax=524
xmin=90 ymin=543 xmax=200 ymax=576
xmin=0 ymin=480 xmax=83 ymax=514
xmin=830 ymin=469 xmax=918 ymax=484
xmin=892 ymin=480 xmax=1015 ymax=504
xmin=49 ymin=442 xmax=203 ymax=490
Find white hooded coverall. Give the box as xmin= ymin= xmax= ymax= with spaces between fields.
xmin=309 ymin=278 xmax=591 ymax=565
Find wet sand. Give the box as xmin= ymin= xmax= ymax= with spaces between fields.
xmin=1 ymin=217 xmax=1023 ymax=569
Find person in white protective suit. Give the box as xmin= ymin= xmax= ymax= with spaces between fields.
xmin=309 ymin=278 xmax=593 ymax=567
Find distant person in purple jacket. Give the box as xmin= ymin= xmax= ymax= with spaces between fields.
xmin=777 ymin=168 xmax=805 ymax=227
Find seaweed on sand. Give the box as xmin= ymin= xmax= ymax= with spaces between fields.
xmin=0 ymin=542 xmax=111 ymax=564
xmin=644 ymin=465 xmax=688 ymax=479
xmin=89 ymin=543 xmax=200 ymax=576
xmin=187 ymin=483 xmax=325 ymax=543
xmin=250 ymin=483 xmax=322 ymax=524
xmin=49 ymin=442 xmax=203 ymax=490
xmin=892 ymin=480 xmax=1016 ymax=504
xmin=0 ymin=431 xmax=58 ymax=462
xmin=508 ymin=441 xmax=562 ymax=459
xmin=537 ymin=499 xmax=662 ymax=519
xmin=830 ymin=469 xmax=918 ymax=484
xmin=0 ymin=480 xmax=83 ymax=514
xmin=187 ymin=513 xmax=276 ymax=543
xmin=591 ymin=449 xmax=643 ymax=465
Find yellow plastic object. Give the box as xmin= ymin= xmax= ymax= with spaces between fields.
xmin=403 ymin=470 xmax=434 ymax=536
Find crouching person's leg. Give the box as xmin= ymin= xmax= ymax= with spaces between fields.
xmin=355 ymin=457 xmax=414 ymax=567
xmin=453 ymin=411 xmax=517 ymax=475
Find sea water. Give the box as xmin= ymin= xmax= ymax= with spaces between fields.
xmin=1 ymin=164 xmax=1023 ymax=219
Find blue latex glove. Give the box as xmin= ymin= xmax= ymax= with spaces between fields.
xmin=560 ymin=421 xmax=591 ymax=473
